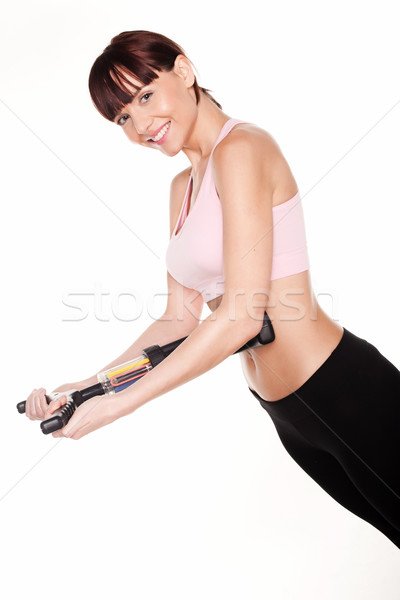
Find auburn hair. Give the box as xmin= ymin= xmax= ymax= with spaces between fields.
xmin=88 ymin=30 xmax=222 ymax=122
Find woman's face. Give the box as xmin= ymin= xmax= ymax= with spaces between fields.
xmin=113 ymin=55 xmax=197 ymax=156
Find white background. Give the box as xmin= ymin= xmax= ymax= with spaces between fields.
xmin=1 ymin=0 xmax=400 ymax=597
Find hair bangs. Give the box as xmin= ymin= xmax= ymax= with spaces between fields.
xmin=89 ymin=51 xmax=159 ymax=122
xmin=88 ymin=30 xmax=223 ymax=122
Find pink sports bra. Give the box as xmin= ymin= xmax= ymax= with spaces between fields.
xmin=165 ymin=118 xmax=310 ymax=303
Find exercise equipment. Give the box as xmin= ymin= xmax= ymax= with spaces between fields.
xmin=17 ymin=311 xmax=275 ymax=434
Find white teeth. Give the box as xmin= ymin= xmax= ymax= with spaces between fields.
xmin=150 ymin=122 xmax=170 ymax=142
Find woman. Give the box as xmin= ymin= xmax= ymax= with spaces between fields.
xmin=25 ymin=30 xmax=400 ymax=549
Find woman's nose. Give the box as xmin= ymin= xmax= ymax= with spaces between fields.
xmin=132 ymin=116 xmax=152 ymax=137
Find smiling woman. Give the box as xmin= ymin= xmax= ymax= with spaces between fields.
xmin=88 ymin=31 xmax=222 ymax=156
xmin=88 ymin=30 xmax=221 ymax=124
xmin=24 ymin=29 xmax=400 ymax=554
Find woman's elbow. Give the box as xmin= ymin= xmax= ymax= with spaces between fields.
xmin=217 ymin=297 xmax=266 ymax=338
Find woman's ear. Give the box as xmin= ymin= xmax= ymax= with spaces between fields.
xmin=173 ymin=54 xmax=195 ymax=88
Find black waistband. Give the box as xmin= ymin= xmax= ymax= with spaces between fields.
xmin=249 ymin=327 xmax=375 ymax=422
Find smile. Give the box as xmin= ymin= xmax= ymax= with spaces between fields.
xmin=148 ymin=121 xmax=171 ymax=144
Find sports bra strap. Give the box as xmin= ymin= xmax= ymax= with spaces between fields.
xmin=209 ymin=118 xmax=249 ymax=157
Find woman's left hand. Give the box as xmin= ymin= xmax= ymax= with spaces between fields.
xmin=49 ymin=395 xmax=118 ymax=440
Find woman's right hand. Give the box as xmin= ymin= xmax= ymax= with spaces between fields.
xmin=25 ymin=388 xmax=69 ymax=421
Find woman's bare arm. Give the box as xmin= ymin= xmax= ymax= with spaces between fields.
xmin=54 ymin=307 xmax=202 ymax=393
xmin=53 ymin=168 xmax=204 ymax=393
xmin=110 ymin=132 xmax=274 ymax=417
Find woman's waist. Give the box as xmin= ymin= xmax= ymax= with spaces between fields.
xmin=242 ymin=305 xmax=343 ymax=401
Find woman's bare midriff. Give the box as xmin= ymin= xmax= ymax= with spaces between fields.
xmin=207 ymin=270 xmax=344 ymax=402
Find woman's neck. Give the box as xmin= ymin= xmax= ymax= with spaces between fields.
xmin=181 ymin=94 xmax=231 ymax=173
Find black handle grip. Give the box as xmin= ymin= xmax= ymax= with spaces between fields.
xmin=17 ymin=400 xmax=28 ymax=413
xmin=40 ymin=399 xmax=77 ymax=435
xmin=233 ymin=311 xmax=275 ymax=354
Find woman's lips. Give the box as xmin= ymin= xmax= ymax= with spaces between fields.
xmin=149 ymin=121 xmax=171 ymax=145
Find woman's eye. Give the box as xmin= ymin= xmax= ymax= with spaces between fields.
xmin=140 ymin=92 xmax=152 ymax=104
xmin=116 ymin=92 xmax=152 ymax=125
xmin=117 ymin=115 xmax=129 ymax=126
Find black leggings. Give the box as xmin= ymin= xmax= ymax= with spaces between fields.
xmin=249 ymin=327 xmax=400 ymax=549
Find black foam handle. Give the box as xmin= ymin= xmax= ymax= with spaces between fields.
xmin=233 ymin=311 xmax=275 ymax=354
xmin=258 ymin=311 xmax=275 ymax=345
xmin=17 ymin=400 xmax=28 ymax=413
xmin=40 ymin=400 xmax=77 ymax=434
xmin=40 ymin=390 xmax=84 ymax=435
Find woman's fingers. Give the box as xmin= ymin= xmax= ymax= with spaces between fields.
xmin=26 ymin=388 xmax=45 ymax=420
xmin=37 ymin=388 xmax=49 ymax=416
xmin=25 ymin=388 xmax=69 ymax=421
xmin=33 ymin=387 xmax=47 ymax=419
xmin=25 ymin=389 xmax=33 ymax=419
xmin=43 ymin=395 xmax=68 ymax=421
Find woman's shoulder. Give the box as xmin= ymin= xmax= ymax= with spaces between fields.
xmin=212 ymin=121 xmax=285 ymax=180
xmin=212 ymin=121 xmax=298 ymax=202
xmin=220 ymin=123 xmax=281 ymax=153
